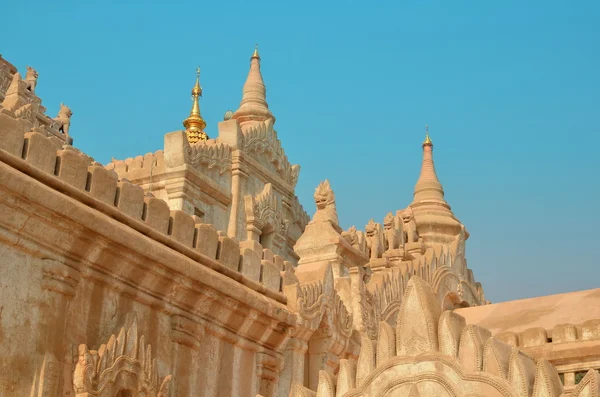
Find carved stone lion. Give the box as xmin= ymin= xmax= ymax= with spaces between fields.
xmin=25 ymin=66 xmax=38 ymax=93
xmin=343 ymin=225 xmax=359 ymax=246
xmin=312 ymin=180 xmax=339 ymax=226
xmin=400 ymin=207 xmax=418 ymax=244
xmin=365 ymin=219 xmax=384 ymax=260
xmin=53 ymin=103 xmax=73 ymax=136
xmin=383 ymin=212 xmax=400 ymax=251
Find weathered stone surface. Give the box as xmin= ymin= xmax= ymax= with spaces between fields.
xmin=23 ymin=131 xmax=56 ymax=173
xmin=0 ymin=53 xmax=598 ymax=397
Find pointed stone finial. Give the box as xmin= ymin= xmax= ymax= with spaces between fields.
xmin=232 ymin=45 xmax=275 ymax=127
xmin=409 ymin=124 xmax=465 ymax=245
xmin=413 ymin=125 xmax=443 ymax=201
xmin=183 ymin=66 xmax=208 ymax=143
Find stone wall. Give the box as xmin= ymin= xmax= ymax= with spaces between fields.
xmin=0 ymin=93 xmax=303 ymax=396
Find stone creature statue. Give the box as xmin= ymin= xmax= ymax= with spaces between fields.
xmin=342 ymin=225 xmax=358 ymax=246
xmin=365 ymin=219 xmax=384 ymax=260
xmin=25 ymin=66 xmax=38 ymax=93
xmin=342 ymin=225 xmax=367 ymax=253
xmin=290 ymin=164 xmax=300 ymax=187
xmin=53 ymin=103 xmax=73 ymax=136
xmin=383 ymin=212 xmax=401 ymax=251
xmin=399 ymin=206 xmax=419 ymax=243
xmin=312 ymin=180 xmax=339 ymax=226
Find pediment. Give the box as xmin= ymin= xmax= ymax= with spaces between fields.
xmin=240 ymin=119 xmax=299 ymax=188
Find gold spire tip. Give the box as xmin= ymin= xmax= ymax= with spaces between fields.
xmin=423 ymin=125 xmax=433 ymax=146
xmin=252 ymin=44 xmax=260 ymax=60
xmin=183 ymin=65 xmax=208 ymax=143
xmin=192 ymin=66 xmax=202 ymax=96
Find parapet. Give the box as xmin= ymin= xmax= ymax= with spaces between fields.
xmin=0 ymin=96 xmax=287 ymax=305
xmin=493 ymin=320 xmax=600 ymax=348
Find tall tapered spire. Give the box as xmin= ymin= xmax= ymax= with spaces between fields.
xmin=411 ymin=126 xmax=464 ymax=244
xmin=413 ymin=125 xmax=445 ymax=204
xmin=183 ymin=67 xmax=208 ymax=143
xmin=232 ymin=44 xmax=275 ymax=127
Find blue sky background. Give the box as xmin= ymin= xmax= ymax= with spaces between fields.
xmin=2 ymin=0 xmax=599 ymax=303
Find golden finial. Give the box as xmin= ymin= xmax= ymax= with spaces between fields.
xmin=251 ymin=44 xmax=260 ymax=60
xmin=191 ymin=66 xmax=202 ymax=97
xmin=423 ymin=125 xmax=433 ymax=147
xmin=183 ymin=66 xmax=208 ymax=143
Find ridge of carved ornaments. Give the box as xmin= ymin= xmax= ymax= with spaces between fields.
xmin=73 ymin=314 xmax=173 ymax=397
xmin=289 ymin=275 xmax=596 ymax=397
xmin=182 ymin=133 xmax=232 ymax=174
xmin=245 ymin=183 xmax=291 ymax=245
xmin=241 ymin=118 xmax=300 ymax=187
xmin=1 ymin=65 xmax=74 ymax=144
xmin=295 ymin=264 xmax=353 ymax=340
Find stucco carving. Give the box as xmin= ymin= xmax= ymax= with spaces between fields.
xmin=0 ymin=53 xmax=598 ymax=397
xmin=290 ymin=276 xmax=593 ymax=397
xmin=183 ymin=138 xmax=232 ymax=173
xmin=244 ymin=183 xmax=290 ymax=253
xmin=399 ymin=207 xmax=419 ymax=244
xmin=73 ymin=316 xmax=173 ymax=397
xmin=383 ymin=212 xmax=401 ymax=251
xmin=53 ymin=103 xmax=72 ymax=137
xmin=312 ymin=180 xmax=339 ymax=227
xmin=241 ymin=118 xmax=300 ymax=187
xmin=365 ymin=219 xmax=384 ymax=260
xmin=342 ymin=226 xmax=367 ymax=254
xmin=25 ymin=66 xmax=38 ymax=93
xmin=297 ymin=266 xmax=353 ymax=339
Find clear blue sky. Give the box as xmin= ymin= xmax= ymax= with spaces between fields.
xmin=2 ymin=0 xmax=599 ymax=303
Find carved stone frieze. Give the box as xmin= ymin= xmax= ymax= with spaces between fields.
xmin=73 ymin=315 xmax=173 ymax=397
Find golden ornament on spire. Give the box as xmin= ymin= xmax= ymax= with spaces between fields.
xmin=423 ymin=125 xmax=433 ymax=147
xmin=183 ymin=66 xmax=208 ymax=143
xmin=252 ymin=44 xmax=260 ymax=60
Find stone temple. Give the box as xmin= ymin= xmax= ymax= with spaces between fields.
xmin=0 ymin=48 xmax=598 ymax=397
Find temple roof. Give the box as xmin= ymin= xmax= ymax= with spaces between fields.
xmin=455 ymin=287 xmax=600 ymax=335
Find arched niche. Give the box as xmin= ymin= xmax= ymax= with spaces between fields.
xmin=259 ymin=222 xmax=275 ymax=250
xmin=304 ymin=314 xmax=333 ymax=391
